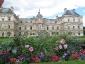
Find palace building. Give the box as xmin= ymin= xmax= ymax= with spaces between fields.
xmin=0 ymin=7 xmax=83 ymax=37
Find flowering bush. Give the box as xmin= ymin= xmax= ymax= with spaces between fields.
xmin=31 ymin=56 xmax=40 ymax=63
xmin=80 ymin=49 xmax=85 ymax=55
xmin=51 ymin=55 xmax=60 ymax=62
xmin=10 ymin=58 xmax=16 ymax=63
xmin=71 ymin=52 xmax=80 ymax=60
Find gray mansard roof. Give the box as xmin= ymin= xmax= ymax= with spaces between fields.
xmin=0 ymin=8 xmax=13 ymax=14
xmin=63 ymin=9 xmax=80 ymax=16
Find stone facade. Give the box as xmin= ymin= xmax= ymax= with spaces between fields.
xmin=0 ymin=8 xmax=83 ymax=37
xmin=0 ymin=8 xmax=19 ymax=37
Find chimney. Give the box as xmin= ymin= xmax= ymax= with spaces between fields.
xmin=72 ymin=9 xmax=75 ymax=11
xmin=56 ymin=15 xmax=58 ymax=19
xmin=64 ymin=8 xmax=67 ymax=12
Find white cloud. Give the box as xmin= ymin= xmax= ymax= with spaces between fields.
xmin=2 ymin=0 xmax=85 ymax=26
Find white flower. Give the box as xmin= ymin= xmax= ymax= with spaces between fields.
xmin=64 ymin=44 xmax=68 ymax=49
xmin=60 ymin=39 xmax=65 ymax=44
xmin=25 ymin=45 xmax=30 ymax=48
xmin=59 ymin=45 xmax=63 ymax=49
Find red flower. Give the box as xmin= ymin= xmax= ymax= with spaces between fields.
xmin=31 ymin=56 xmax=40 ymax=63
xmin=10 ymin=58 xmax=16 ymax=63
xmin=51 ymin=55 xmax=60 ymax=62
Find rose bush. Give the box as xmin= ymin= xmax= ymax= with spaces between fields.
xmin=71 ymin=52 xmax=80 ymax=60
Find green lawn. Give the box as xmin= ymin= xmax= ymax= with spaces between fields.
xmin=30 ymin=60 xmax=85 ymax=64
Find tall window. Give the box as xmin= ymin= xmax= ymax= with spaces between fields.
xmin=8 ymin=25 xmax=10 ymax=29
xmin=78 ymin=26 xmax=80 ymax=29
xmin=78 ymin=33 xmax=80 ymax=35
xmin=19 ymin=27 xmax=21 ymax=30
xmin=24 ymin=31 xmax=28 ymax=36
xmin=2 ymin=32 xmax=4 ymax=37
xmin=68 ymin=26 xmax=70 ymax=29
xmin=73 ymin=26 xmax=75 ymax=29
xmin=56 ymin=32 xmax=59 ymax=35
xmin=52 ymin=26 xmax=54 ymax=30
xmin=73 ymin=18 xmax=75 ymax=22
xmin=8 ymin=17 xmax=11 ymax=21
xmin=68 ymin=19 xmax=69 ymax=22
xmin=30 ymin=26 xmax=32 ymax=30
xmin=68 ymin=32 xmax=72 ymax=35
xmin=73 ymin=33 xmax=75 ymax=35
xmin=25 ymin=26 xmax=26 ymax=30
xmin=7 ymin=32 xmax=11 ymax=36
xmin=2 ymin=18 xmax=4 ymax=21
xmin=19 ymin=32 xmax=21 ymax=36
xmin=57 ymin=26 xmax=59 ymax=30
xmin=30 ymin=33 xmax=35 ymax=35
xmin=47 ymin=26 xmax=49 ymax=30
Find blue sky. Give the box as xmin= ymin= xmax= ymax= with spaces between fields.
xmin=2 ymin=0 xmax=85 ymax=26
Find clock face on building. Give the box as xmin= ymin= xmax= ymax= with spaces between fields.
xmin=0 ymin=0 xmax=4 ymax=7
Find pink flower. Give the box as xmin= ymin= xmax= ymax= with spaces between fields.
xmin=29 ymin=47 xmax=34 ymax=52
xmin=71 ymin=52 xmax=80 ymax=60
